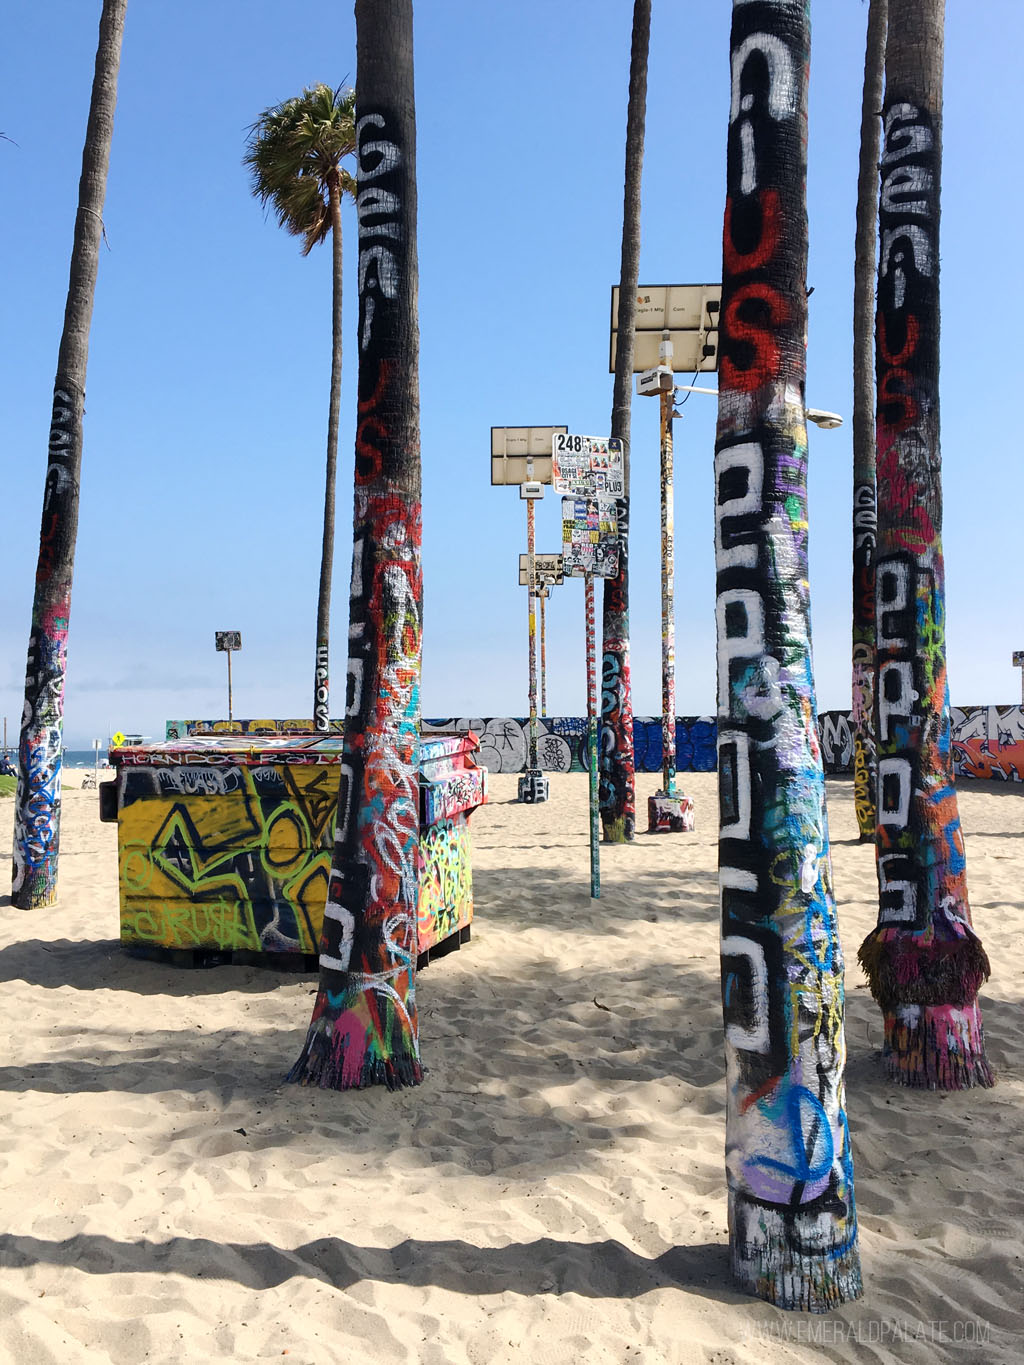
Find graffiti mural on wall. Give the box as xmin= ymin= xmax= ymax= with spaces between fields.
xmin=422 ymin=717 xmax=718 ymax=774
xmin=949 ymin=707 xmax=1024 ymax=782
xmin=714 ymin=0 xmax=860 ymax=1309
xmin=170 ymin=711 xmax=1024 ymax=783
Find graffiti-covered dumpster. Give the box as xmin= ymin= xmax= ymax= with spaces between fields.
xmin=100 ymin=731 xmax=487 ymax=967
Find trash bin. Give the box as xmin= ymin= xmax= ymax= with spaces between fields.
xmin=102 ymin=731 xmax=487 ymax=967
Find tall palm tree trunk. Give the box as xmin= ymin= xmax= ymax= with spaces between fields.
xmin=599 ymin=0 xmax=649 ymax=844
xmin=857 ymin=0 xmax=993 ymax=1090
xmin=12 ymin=0 xmax=127 ymax=910
xmin=715 ymin=0 xmax=861 ymax=1309
xmin=313 ymin=173 xmax=345 ymax=733
xmin=289 ymin=0 xmax=423 ymax=1090
xmin=850 ymin=0 xmax=887 ymax=841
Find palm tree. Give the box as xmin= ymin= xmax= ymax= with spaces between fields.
xmin=12 ymin=0 xmax=127 ymax=910
xmin=857 ymin=0 xmax=993 ymax=1089
xmin=850 ymin=0 xmax=887 ymax=842
xmin=288 ymin=0 xmax=423 ymax=1090
xmin=600 ymin=0 xmax=649 ymax=845
xmin=715 ymin=0 xmax=861 ymax=1310
xmin=245 ymin=83 xmax=357 ymax=734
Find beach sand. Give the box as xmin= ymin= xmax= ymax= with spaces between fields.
xmin=0 ymin=769 xmax=1021 ymax=1363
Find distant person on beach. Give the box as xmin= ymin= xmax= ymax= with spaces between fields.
xmin=0 ymin=755 xmax=15 ymax=777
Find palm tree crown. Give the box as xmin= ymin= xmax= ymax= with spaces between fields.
xmin=244 ymin=83 xmax=356 ymax=254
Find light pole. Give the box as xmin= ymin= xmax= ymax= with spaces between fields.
xmin=626 ymin=285 xmax=722 ymax=837
xmin=524 ymin=477 xmax=542 ymax=787
xmin=215 ymin=631 xmax=241 ymax=722
xmin=637 ymin=341 xmax=693 ymax=832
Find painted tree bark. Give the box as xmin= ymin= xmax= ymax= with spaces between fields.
xmin=599 ymin=0 xmax=649 ymax=844
xmin=12 ymin=0 xmax=127 ymax=909
xmin=851 ymin=0 xmax=888 ymax=841
xmin=715 ymin=0 xmax=861 ymax=1310
xmin=857 ymin=0 xmax=993 ymax=1090
xmin=288 ymin=0 xmax=423 ymax=1090
xmin=313 ymin=170 xmax=345 ymax=733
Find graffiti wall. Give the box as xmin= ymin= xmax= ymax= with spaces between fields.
xmin=818 ymin=707 xmax=1024 ymax=784
xmin=168 ymin=710 xmax=1024 ymax=782
xmin=422 ymin=717 xmax=718 ymax=775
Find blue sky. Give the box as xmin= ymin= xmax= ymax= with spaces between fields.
xmin=2 ymin=1 xmax=1021 ymax=749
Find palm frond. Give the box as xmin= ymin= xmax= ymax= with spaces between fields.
xmin=244 ymin=83 xmax=357 ymax=251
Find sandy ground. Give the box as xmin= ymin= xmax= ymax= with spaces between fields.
xmin=0 ymin=768 xmax=1021 ymax=1364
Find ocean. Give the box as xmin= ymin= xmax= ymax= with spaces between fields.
xmin=63 ymin=749 xmax=115 ymax=769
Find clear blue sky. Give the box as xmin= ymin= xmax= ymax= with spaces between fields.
xmin=2 ymin=1 xmax=1020 ymax=749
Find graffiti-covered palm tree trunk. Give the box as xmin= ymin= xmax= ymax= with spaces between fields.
xmin=599 ymin=0 xmax=650 ymax=844
xmin=12 ymin=0 xmax=127 ymax=910
xmin=288 ymin=0 xmax=423 ymax=1091
xmin=850 ymin=0 xmax=887 ymax=841
xmin=715 ymin=0 xmax=861 ymax=1310
xmin=857 ymin=0 xmax=993 ymax=1090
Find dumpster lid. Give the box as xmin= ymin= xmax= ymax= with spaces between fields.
xmin=110 ymin=729 xmax=481 ymax=769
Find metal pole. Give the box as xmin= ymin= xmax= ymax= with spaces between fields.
xmin=585 ymin=574 xmax=600 ymax=898
xmin=227 ymin=648 xmax=234 ymax=721
xmin=92 ymin=738 xmax=100 ymax=784
xmin=659 ymin=379 xmax=677 ymax=794
xmin=539 ymin=586 xmax=548 ymax=717
xmin=527 ymin=495 xmax=539 ymax=771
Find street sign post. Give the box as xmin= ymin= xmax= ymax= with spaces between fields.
xmin=520 ymin=554 xmax=563 ymax=715
xmin=552 ymin=432 xmax=624 ymax=496
xmin=561 ymin=496 xmax=620 ymax=579
xmin=518 ymin=553 xmax=563 ymax=586
xmin=552 ymin=432 xmax=628 ymax=898
xmin=492 ymin=425 xmax=568 ymax=804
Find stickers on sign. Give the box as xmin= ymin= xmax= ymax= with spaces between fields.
xmin=551 ymin=433 xmax=624 ymax=497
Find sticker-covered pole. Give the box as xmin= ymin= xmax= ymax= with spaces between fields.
xmin=527 ymin=493 xmax=539 ymax=771
xmin=659 ymin=331 xmax=677 ymax=794
xmin=585 ymin=573 xmax=600 ymax=898
xmin=540 ymin=586 xmax=548 ymax=717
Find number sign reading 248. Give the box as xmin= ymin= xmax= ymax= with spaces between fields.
xmin=552 ymin=432 xmax=624 ymax=497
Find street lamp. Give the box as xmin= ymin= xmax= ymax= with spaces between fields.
xmin=672 ymin=383 xmax=844 ymax=430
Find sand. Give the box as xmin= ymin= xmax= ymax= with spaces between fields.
xmin=0 ymin=768 xmax=1021 ymax=1364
